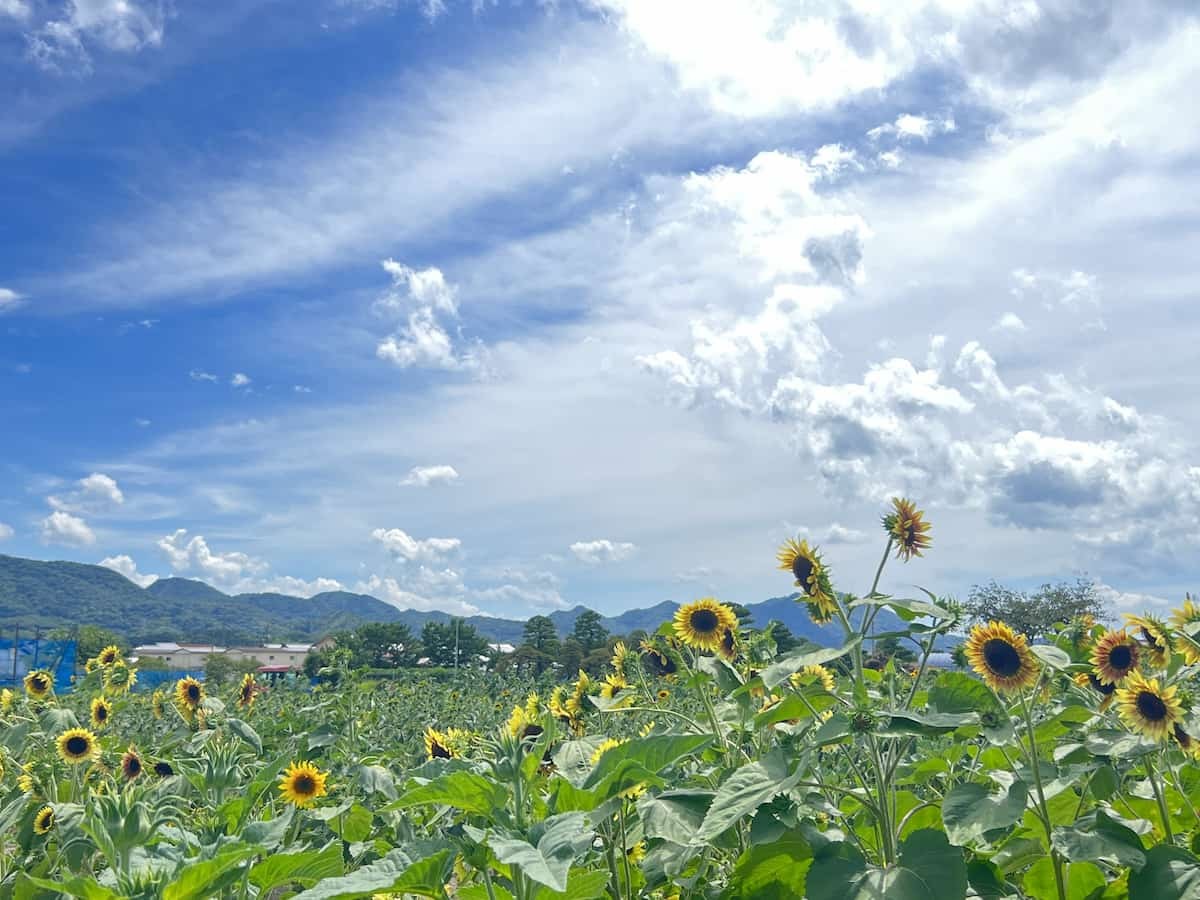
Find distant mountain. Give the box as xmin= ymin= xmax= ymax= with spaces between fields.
xmin=0 ymin=553 xmax=909 ymax=649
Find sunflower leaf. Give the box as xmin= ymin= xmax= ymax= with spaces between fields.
xmin=1029 ymin=644 xmax=1071 ymax=669
xmin=761 ymin=637 xmax=863 ymax=689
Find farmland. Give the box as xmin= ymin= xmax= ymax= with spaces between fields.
xmin=2 ymin=501 xmax=1199 ymax=899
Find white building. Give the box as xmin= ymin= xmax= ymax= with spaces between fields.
xmin=134 ymin=641 xmax=316 ymax=671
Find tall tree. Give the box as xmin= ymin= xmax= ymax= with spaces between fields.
xmin=421 ymin=619 xmax=488 ymax=669
xmin=965 ymin=577 xmax=1105 ymax=640
xmin=353 ymin=622 xmax=419 ymax=668
xmin=571 ymin=609 xmax=610 ymax=652
xmin=522 ymin=615 xmax=560 ymax=654
xmin=767 ymin=620 xmax=799 ymax=654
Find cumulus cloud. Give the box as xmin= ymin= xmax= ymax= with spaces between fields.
xmin=0 ymin=287 xmax=24 ymax=311
xmin=371 ymin=527 xmax=461 ymax=562
xmin=569 ymin=539 xmax=637 ymax=564
xmin=48 ymin=472 xmax=125 ymax=513
xmin=0 ymin=1 xmax=30 ymax=21
xmin=99 ymin=554 xmax=158 ymax=588
xmin=231 ymin=372 xmax=251 ymax=387
xmin=400 ymin=464 xmax=460 ymax=487
xmin=374 ymin=260 xmax=484 ymax=372
xmin=474 ymin=568 xmax=567 ymax=610
xmin=355 ymin=572 xmax=479 ymax=616
xmin=867 ymin=112 xmax=955 ymax=142
xmin=1093 ymin=580 xmax=1171 ymax=612
xmin=0 ymin=522 xmax=13 ymax=540
xmin=155 ymin=528 xmax=340 ymax=597
xmin=25 ymin=0 xmax=166 ymax=74
xmin=41 ymin=511 xmax=96 ymax=546
xmin=993 ymin=312 xmax=1027 ymax=332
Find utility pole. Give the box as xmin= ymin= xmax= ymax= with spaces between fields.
xmin=453 ymin=619 xmax=460 ymax=673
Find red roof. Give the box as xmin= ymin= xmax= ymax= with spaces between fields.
xmin=256 ymin=665 xmax=293 ymax=673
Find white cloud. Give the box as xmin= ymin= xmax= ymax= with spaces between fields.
xmin=0 ymin=522 xmax=13 ymax=540
xmin=0 ymin=0 xmax=30 ymax=20
xmin=374 ymin=261 xmax=484 ymax=372
xmin=257 ymin=575 xmax=345 ymax=597
xmin=293 ymin=385 xmax=312 ymax=393
xmin=135 ymin=417 xmax=152 ymax=427
xmin=189 ymin=369 xmax=218 ymax=382
xmin=824 ymin=524 xmax=870 ymax=544
xmin=231 ymin=372 xmax=251 ymax=387
xmin=868 ymin=112 xmax=955 ymax=142
xmin=1093 ymin=580 xmax=1170 ymax=612
xmin=25 ymin=0 xmax=166 ymax=74
xmin=99 ymin=554 xmax=158 ymax=588
xmin=157 ymin=528 xmax=268 ymax=585
xmin=400 ymin=464 xmax=460 ymax=487
xmin=371 ymin=527 xmax=462 ymax=562
xmin=41 ymin=511 xmax=96 ymax=546
xmin=993 ymin=312 xmax=1027 ymax=332
xmin=48 ymin=472 xmax=125 ymax=513
xmin=355 ymin=572 xmax=479 ymax=615
xmin=570 ymin=539 xmax=637 ymax=564
xmin=0 ymin=287 xmax=23 ymax=311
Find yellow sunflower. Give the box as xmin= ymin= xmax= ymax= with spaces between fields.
xmin=638 ymin=640 xmax=677 ymax=677
xmin=964 ymin=621 xmax=1039 ymax=693
xmin=104 ymin=661 xmax=137 ymax=695
xmin=33 ymin=805 xmax=55 ymax=835
xmin=56 ymin=727 xmax=98 ymax=765
xmin=1170 ymin=594 xmax=1200 ymax=664
xmin=505 ymin=705 xmax=544 ymax=741
xmin=776 ymin=539 xmax=837 ymax=623
xmin=590 ymin=738 xmax=624 ymax=765
xmin=1124 ymin=614 xmax=1173 ymax=668
xmin=151 ymin=689 xmax=166 ymax=719
xmin=90 ymin=696 xmax=113 ymax=729
xmin=121 ymin=746 xmax=143 ymax=780
xmin=278 ymin=761 xmax=329 ymax=808
xmin=673 ymin=598 xmax=738 ymax=653
xmin=599 ymin=673 xmax=628 ymax=701
xmin=1090 ymin=630 xmax=1140 ymax=685
xmin=174 ymin=676 xmax=204 ymax=715
xmin=717 ymin=627 xmax=738 ymax=661
xmin=237 ymin=673 xmax=257 ymax=709
xmin=84 ymin=657 xmax=100 ymax=675
xmin=1073 ymin=671 xmax=1117 ymax=712
xmin=610 ymin=642 xmax=632 ymax=678
xmin=1116 ymin=672 xmax=1182 ymax=741
xmin=23 ymin=669 xmax=54 ymax=700
xmin=626 ymin=841 xmax=647 ymax=865
xmin=882 ymin=497 xmax=933 ymax=561
xmin=424 ymin=727 xmax=455 ymax=760
xmin=96 ymin=645 xmax=122 ymax=667
xmin=791 ymin=663 xmax=837 ymax=693
xmin=1 ymin=687 xmax=13 ymax=714
xmin=657 ymin=689 xmax=670 ymax=700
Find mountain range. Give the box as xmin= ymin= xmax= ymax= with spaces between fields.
xmin=0 ymin=552 xmax=888 ymax=648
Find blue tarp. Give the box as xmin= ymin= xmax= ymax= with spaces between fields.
xmin=135 ymin=669 xmax=206 ymax=691
xmin=0 ymin=638 xmax=77 ymax=691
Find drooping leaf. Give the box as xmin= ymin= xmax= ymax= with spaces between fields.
xmin=693 ymin=751 xmax=801 ymax=844
xmin=1051 ymin=811 xmax=1146 ymax=870
xmin=162 ymin=845 xmax=258 ymax=900
xmin=1127 ymin=845 xmax=1200 ymax=900
xmin=226 ymin=717 xmax=263 ymax=754
xmin=250 ymin=845 xmax=345 ymax=892
xmin=725 ymin=832 xmax=812 ymax=900
xmin=490 ymin=813 xmax=590 ymax=894
xmin=942 ymin=780 xmax=1029 ymax=845
xmin=761 ymin=637 xmax=863 ymax=689
xmin=292 ymin=849 xmax=452 ymax=900
xmin=389 ymin=771 xmax=509 ymax=816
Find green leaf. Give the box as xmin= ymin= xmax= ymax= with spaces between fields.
xmin=1127 ymin=845 xmax=1200 ymax=899
xmin=582 ymin=735 xmax=712 ymax=790
xmin=390 ymin=771 xmax=509 ymax=816
xmin=725 ymin=832 xmax=812 ymax=900
xmin=1023 ymin=859 xmax=1106 ymax=900
xmin=942 ymin=780 xmax=1029 ymax=844
xmin=242 ymin=806 xmax=294 ymax=849
xmin=490 ymin=813 xmax=590 ymax=894
xmin=292 ymin=849 xmax=452 ymax=900
xmin=226 ymin=717 xmax=263 ymax=754
xmin=1030 ymin=644 xmax=1072 ymax=669
xmin=357 ymin=764 xmax=399 ymax=800
xmin=163 ymin=845 xmax=258 ymax=900
xmin=529 ymin=869 xmax=610 ymax=900
xmin=692 ymin=751 xmax=801 ymax=844
xmin=1052 ymin=811 xmax=1146 ymax=870
xmin=878 ymin=711 xmax=977 ymax=737
xmin=250 ymin=845 xmax=344 ymax=892
xmin=807 ymin=831 xmax=966 ymax=900
xmin=761 ymin=637 xmax=863 ymax=689
xmin=753 ymin=693 xmax=835 ymax=729
xmin=20 ymin=876 xmax=122 ymax=900
xmin=849 ymin=594 xmax=952 ymax=621
xmin=1086 ymin=730 xmax=1161 ymax=758
xmin=638 ymin=790 xmax=714 ymax=844
xmin=928 ymin=671 xmax=1002 ymax=715
xmin=327 ymin=804 xmax=374 ymax=844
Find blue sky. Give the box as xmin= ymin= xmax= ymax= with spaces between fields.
xmin=2 ymin=0 xmax=1198 ymax=619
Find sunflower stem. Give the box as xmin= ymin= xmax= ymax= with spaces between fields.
xmin=684 ymin=648 xmax=728 ymax=752
xmin=1019 ymin=692 xmax=1066 ymax=900
xmin=1147 ymin=756 xmax=1175 ymax=843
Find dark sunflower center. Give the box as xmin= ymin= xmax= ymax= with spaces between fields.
xmin=31 ymin=675 xmax=46 ymax=690
xmin=97 ymin=707 xmax=107 ymax=720
xmin=1141 ymin=627 xmax=1160 ymax=648
xmin=155 ymin=762 xmax=174 ymax=776
xmin=293 ymin=774 xmax=316 ymax=795
xmin=982 ymin=639 xmax=1022 ymax=677
xmin=66 ymin=736 xmax=89 ymax=755
xmin=689 ymin=609 xmax=720 ymax=634
xmin=186 ymin=685 xmax=200 ymax=702
xmin=523 ymin=724 xmax=544 ymax=740
xmin=1108 ymin=644 xmax=1133 ymax=670
xmin=1136 ymin=691 xmax=1167 ymax=722
xmin=791 ymin=556 xmax=814 ymax=587
xmin=1088 ymin=674 xmax=1116 ymax=695
xmin=431 ymin=741 xmax=450 ymax=758
xmin=721 ymin=629 xmax=735 ymax=651
xmin=126 ymin=757 xmax=142 ymax=775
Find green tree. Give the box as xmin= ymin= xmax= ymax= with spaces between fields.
xmin=571 ymin=609 xmax=610 ymax=652
xmin=767 ymin=620 xmax=799 ymax=654
xmin=204 ymin=653 xmax=259 ymax=685
xmin=558 ymin=637 xmax=585 ymax=676
xmin=865 ymin=636 xmax=918 ymax=670
xmin=516 ymin=615 xmax=560 ymax=675
xmin=965 ymin=577 xmax=1104 ymax=640
xmin=48 ymin=624 xmax=125 ymax=663
xmin=421 ymin=619 xmax=488 ymax=669
xmin=352 ymin=622 xmax=419 ymax=668
xmin=728 ymin=603 xmax=753 ymax=625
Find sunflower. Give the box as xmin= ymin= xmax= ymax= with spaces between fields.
xmin=56 ymin=727 xmax=98 ymax=765
xmin=1170 ymin=595 xmax=1200 ymax=665
xmin=23 ymin=669 xmax=54 ymax=700
xmin=590 ymin=738 xmax=624 ymax=766
xmin=791 ymin=664 xmax=837 ymax=694
xmin=599 ymin=674 xmax=628 ymax=700
xmin=33 ymin=805 xmax=55 ymax=835
xmin=610 ymin=642 xmax=632 ymax=678
xmin=1073 ymin=671 xmax=1117 ymax=711
xmin=964 ymin=621 xmax=1039 ymax=693
xmin=506 ymin=705 xmax=543 ymax=741
xmin=882 ymin=497 xmax=933 ymax=562
xmin=90 ymin=696 xmax=113 ymax=730
xmin=0 ymin=687 xmax=13 ymax=714
xmin=673 ymin=598 xmax=738 ymax=653
xmin=121 ymin=747 xmax=143 ymax=780
xmin=424 ymin=727 xmax=455 ymax=760
xmin=96 ymin=645 xmax=122 ymax=667
xmin=237 ymin=673 xmax=257 ymax=709
xmin=639 ymin=640 xmax=677 ymax=677
xmin=626 ymin=841 xmax=647 ymax=865
xmin=776 ymin=539 xmax=837 ymax=623
xmin=153 ymin=761 xmax=175 ymax=778
xmin=174 ymin=676 xmax=204 ymax=715
xmin=104 ymin=661 xmax=137 ymax=695
xmin=717 ymin=628 xmax=738 ymax=661
xmin=1091 ymin=630 xmax=1140 ymax=685
xmin=657 ymin=689 xmax=670 ymax=701
xmin=151 ymin=689 xmax=166 ymax=719
xmin=1173 ymin=724 xmax=1195 ymax=753
xmin=278 ymin=761 xmax=329 ymax=808
xmin=1124 ymin=614 xmax=1173 ymax=668
xmin=1116 ymin=672 xmax=1182 ymax=741
xmin=84 ymin=657 xmax=100 ymax=675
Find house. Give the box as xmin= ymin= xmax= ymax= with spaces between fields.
xmin=133 ymin=641 xmax=314 ymax=672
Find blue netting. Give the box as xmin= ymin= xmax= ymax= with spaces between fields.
xmin=135 ymin=669 xmax=206 ymax=691
xmin=0 ymin=638 xmax=77 ymax=691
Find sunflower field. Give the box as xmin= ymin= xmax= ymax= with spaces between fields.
xmin=3 ymin=498 xmax=1200 ymax=899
